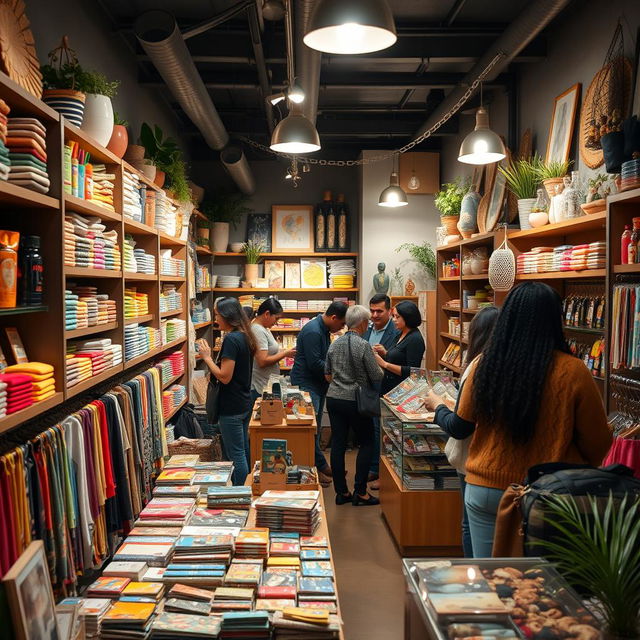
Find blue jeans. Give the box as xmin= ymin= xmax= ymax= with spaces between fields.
xmin=369 ymin=416 xmax=380 ymax=475
xmin=458 ymin=473 xmax=473 ymax=558
xmin=218 ymin=410 xmax=251 ymax=485
xmin=464 ymin=483 xmax=504 ymax=557
xmin=308 ymin=390 xmax=329 ymax=472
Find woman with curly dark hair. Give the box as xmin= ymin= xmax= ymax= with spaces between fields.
xmin=427 ymin=282 xmax=612 ymax=556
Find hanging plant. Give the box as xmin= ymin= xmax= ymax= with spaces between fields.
xmin=41 ymin=36 xmax=83 ymax=90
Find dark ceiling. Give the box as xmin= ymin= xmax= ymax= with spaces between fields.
xmin=96 ymin=0 xmax=555 ymax=160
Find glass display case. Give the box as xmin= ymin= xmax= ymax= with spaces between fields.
xmin=402 ymin=557 xmax=602 ymax=640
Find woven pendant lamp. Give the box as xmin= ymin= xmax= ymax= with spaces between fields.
xmin=489 ymin=225 xmax=515 ymax=291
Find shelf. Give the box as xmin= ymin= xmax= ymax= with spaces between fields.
xmin=159 ymin=232 xmax=186 ymax=247
xmin=438 ymin=359 xmax=463 ymax=374
xmin=606 ymin=187 xmax=640 ymax=205
xmin=65 ymin=321 xmax=119 ymax=340
xmin=64 ymin=122 xmax=121 ymax=165
xmin=563 ymin=324 xmax=606 ymax=335
xmin=516 ymin=269 xmax=606 ymax=280
xmin=0 ymin=392 xmax=64 ymax=435
xmin=439 ymin=332 xmax=460 ymax=341
xmin=273 ymin=309 xmax=318 ymax=314
xmin=159 ymin=336 xmax=187 ymax=353
xmin=213 ymin=252 xmax=358 ymax=257
xmin=160 ymin=275 xmax=185 ymax=282
xmin=165 ymin=397 xmax=188 ymax=421
xmin=193 ymin=321 xmax=212 ymax=330
xmin=461 ymin=308 xmax=479 ymax=315
xmin=124 ymin=272 xmax=157 ymax=281
xmin=0 ymin=72 xmax=59 ymax=122
xmin=438 ymin=276 xmax=459 ymax=282
xmin=0 ymin=305 xmax=48 ymax=317
xmin=441 ymin=306 xmax=461 ymax=313
xmin=197 ymin=287 xmax=213 ymax=293
xmin=0 ymin=180 xmax=59 ymax=209
xmin=124 ymin=348 xmax=161 ymax=369
xmin=196 ymin=246 xmax=213 ymax=256
xmin=460 ymin=232 xmax=496 ymax=246
xmin=160 ymin=309 xmax=183 ymax=318
xmin=66 ymin=365 xmax=124 ymax=399
xmin=508 ymin=212 xmax=606 ymax=240
xmin=193 ymin=209 xmax=207 ymax=222
xmin=122 ymin=161 xmax=162 ymax=193
xmin=125 ymin=314 xmax=154 ymax=326
xmin=211 ymin=288 xmax=359 ymax=293
xmin=271 ymin=327 xmax=301 ymax=332
xmin=461 ymin=274 xmax=489 ymax=280
xmin=64 ymin=194 xmax=121 ymax=222
xmin=436 ymin=243 xmax=461 ymax=252
xmin=124 ymin=218 xmax=157 ymax=236
xmin=162 ymin=372 xmax=185 ymax=390
xmin=613 ymin=264 xmax=640 ymax=274
xmin=65 ymin=267 xmax=123 ymax=279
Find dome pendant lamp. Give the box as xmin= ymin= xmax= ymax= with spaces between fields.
xmin=458 ymin=84 xmax=506 ymax=165
xmin=270 ymin=102 xmax=321 ymax=154
xmin=379 ymin=153 xmax=408 ymax=208
xmin=303 ymin=0 xmax=397 ymax=55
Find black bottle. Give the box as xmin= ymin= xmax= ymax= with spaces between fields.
xmin=18 ymin=235 xmax=43 ymax=306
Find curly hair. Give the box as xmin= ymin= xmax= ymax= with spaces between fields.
xmin=471 ymin=282 xmax=570 ymax=445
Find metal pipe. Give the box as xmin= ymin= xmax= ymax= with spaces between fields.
xmin=220 ymin=146 xmax=256 ymax=195
xmin=183 ymin=0 xmax=254 ymax=39
xmin=247 ymin=3 xmax=275 ymax=133
xmin=295 ymin=0 xmax=321 ymax=124
xmin=284 ymin=0 xmax=296 ymax=88
xmin=415 ymin=0 xmax=570 ymax=137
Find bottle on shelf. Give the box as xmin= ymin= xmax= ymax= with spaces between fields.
xmin=324 ymin=191 xmax=337 ymax=251
xmin=314 ymin=196 xmax=327 ymax=252
xmin=630 ymin=217 xmax=640 ymax=264
xmin=18 ymin=236 xmax=43 ymax=306
xmin=336 ymin=193 xmax=350 ymax=252
xmin=621 ymin=225 xmax=632 ymax=264
xmin=0 ymin=230 xmax=19 ymax=308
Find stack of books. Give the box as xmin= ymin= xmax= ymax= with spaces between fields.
xmin=207 ymin=486 xmax=253 ymax=510
xmin=254 ymin=494 xmax=321 ymax=535
xmin=87 ymin=576 xmax=130 ymax=598
xmin=165 ymin=454 xmax=199 ymax=468
xmin=193 ymin=469 xmax=232 ymax=495
xmin=100 ymin=601 xmax=156 ymax=639
xmin=164 ymin=597 xmax=212 ymax=616
xmin=149 ymin=612 xmax=222 ymax=638
xmin=224 ymin=561 xmax=263 ymax=588
xmin=121 ymin=581 xmax=166 ymax=603
xmin=137 ymin=497 xmax=196 ymax=527
xmin=173 ymin=533 xmax=235 ymax=563
xmin=155 ymin=468 xmax=196 ymax=486
xmin=220 ymin=611 xmax=270 ymax=639
xmin=113 ymin=540 xmax=175 ymax=567
xmin=162 ymin=562 xmax=226 ymax=586
xmin=167 ymin=583 xmax=215 ymax=604
xmin=272 ymin=609 xmax=342 ymax=638
xmin=235 ymin=528 xmax=269 ymax=559
xmin=190 ymin=507 xmax=248 ymax=528
xmin=211 ymin=586 xmax=255 ymax=612
xmin=103 ymin=561 xmax=149 ymax=581
xmin=66 ymin=598 xmax=112 ymax=639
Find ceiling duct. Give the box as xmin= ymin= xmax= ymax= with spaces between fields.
xmin=221 ymin=146 xmax=256 ymax=195
xmin=415 ymin=0 xmax=571 ymax=137
xmin=295 ymin=0 xmax=321 ymax=124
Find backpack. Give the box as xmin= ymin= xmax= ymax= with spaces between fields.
xmin=171 ymin=403 xmax=204 ymax=439
xmin=521 ymin=462 xmax=640 ymax=557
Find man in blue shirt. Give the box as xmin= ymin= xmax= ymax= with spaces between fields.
xmin=291 ymin=301 xmax=348 ymax=485
xmin=363 ymin=294 xmax=400 ymax=488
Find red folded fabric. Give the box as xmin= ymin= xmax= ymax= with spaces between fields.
xmin=6 ymin=399 xmax=34 ymax=414
xmin=7 ymin=390 xmax=35 ymax=402
xmin=0 ymin=373 xmax=34 ymax=388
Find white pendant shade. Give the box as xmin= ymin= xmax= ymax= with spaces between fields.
xmin=458 ymin=107 xmax=506 ymax=165
xmin=379 ymin=171 xmax=408 ymax=207
xmin=270 ymin=104 xmax=321 ymax=154
xmin=303 ymin=0 xmax=397 ymax=55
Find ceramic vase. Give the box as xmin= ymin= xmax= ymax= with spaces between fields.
xmin=141 ymin=159 xmax=156 ymax=182
xmin=42 ymin=89 xmax=86 ymax=127
xmin=81 ymin=94 xmax=114 ymax=147
xmin=212 ymin=222 xmax=230 ymax=253
xmin=107 ymin=124 xmax=128 ymax=158
xmin=198 ymin=228 xmax=210 ymax=244
xmin=244 ymin=263 xmax=259 ymax=285
xmin=529 ymin=211 xmax=549 ymax=228
xmin=543 ymin=177 xmax=564 ymax=199
xmin=458 ymin=190 xmax=481 ymax=239
xmin=154 ymin=170 xmax=166 ymax=188
xmin=124 ymin=144 xmax=145 ymax=163
xmin=517 ymin=198 xmax=536 ymax=230
xmin=441 ymin=215 xmax=460 ymax=236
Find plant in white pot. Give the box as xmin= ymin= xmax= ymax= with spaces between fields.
xmin=498 ymin=157 xmax=540 ymax=230
xmin=77 ymin=70 xmax=119 ymax=147
xmin=202 ymin=190 xmax=253 ymax=253
xmin=434 ymin=178 xmax=469 ymax=236
xmin=242 ymin=239 xmax=264 ymax=286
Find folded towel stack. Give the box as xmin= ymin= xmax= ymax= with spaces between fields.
xmin=124 ymin=324 xmax=161 ymax=362
xmin=160 ymin=249 xmax=186 ymax=277
xmin=65 ymin=212 xmax=121 ymax=271
xmin=163 ymin=384 xmax=187 ymax=418
xmin=7 ymin=116 xmax=50 ymax=193
xmin=160 ymin=284 xmax=181 ymax=313
xmin=162 ymin=318 xmax=186 ymax=345
xmin=66 ymin=339 xmax=123 ymax=386
xmin=65 ymin=290 xmax=78 ymax=330
xmin=133 ymin=247 xmax=156 ymax=275
xmin=123 ymin=170 xmax=144 ymax=222
xmin=123 ymin=235 xmax=137 ymax=272
xmin=0 ymin=374 xmax=33 ymax=415
xmin=0 ymin=99 xmax=10 ymax=182
xmin=124 ymin=288 xmax=149 ymax=318
xmin=2 ymin=362 xmax=56 ymax=411
xmin=91 ymin=163 xmax=115 ymax=211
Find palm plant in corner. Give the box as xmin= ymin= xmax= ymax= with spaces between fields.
xmin=535 ymin=493 xmax=640 ymax=639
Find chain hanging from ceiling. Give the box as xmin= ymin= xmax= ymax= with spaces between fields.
xmin=240 ymin=51 xmax=505 ymax=168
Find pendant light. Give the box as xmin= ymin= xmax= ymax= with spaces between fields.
xmin=270 ymin=102 xmax=321 ymax=154
xmin=379 ymin=153 xmax=408 ymax=208
xmin=458 ymin=84 xmax=506 ymax=165
xmin=303 ymin=0 xmax=397 ymax=55
xmin=287 ymin=79 xmax=305 ymax=104
xmin=407 ymin=154 xmax=420 ymax=190
xmin=489 ymin=224 xmax=515 ymax=291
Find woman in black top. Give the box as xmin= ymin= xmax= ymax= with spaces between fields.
xmin=374 ymin=301 xmax=425 ymax=395
xmin=197 ymin=297 xmax=256 ymax=485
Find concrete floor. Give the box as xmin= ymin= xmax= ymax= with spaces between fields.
xmin=323 ymin=449 xmax=406 ymax=640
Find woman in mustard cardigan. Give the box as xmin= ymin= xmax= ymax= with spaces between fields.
xmin=425 ymin=282 xmax=612 ymax=557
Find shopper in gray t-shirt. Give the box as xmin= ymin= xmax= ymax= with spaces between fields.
xmin=250 ymin=298 xmax=296 ymax=397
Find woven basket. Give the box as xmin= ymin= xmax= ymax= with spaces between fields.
xmin=168 ymin=435 xmax=223 ymax=462
xmin=441 ymin=215 xmax=460 ymax=236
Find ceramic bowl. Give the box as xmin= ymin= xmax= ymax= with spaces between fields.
xmin=229 ymin=242 xmax=244 ymax=253
xmin=470 ymin=258 xmax=489 ymax=275
xmin=467 ymin=298 xmax=479 ymax=310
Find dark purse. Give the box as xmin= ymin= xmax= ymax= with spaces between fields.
xmin=347 ymin=333 xmax=381 ymax=417
xmin=205 ymin=350 xmax=222 ymax=425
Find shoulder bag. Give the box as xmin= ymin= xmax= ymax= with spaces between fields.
xmin=205 ymin=348 xmax=222 ymax=425
xmin=347 ymin=332 xmax=381 ymax=417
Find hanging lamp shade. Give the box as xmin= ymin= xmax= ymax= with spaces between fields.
xmin=303 ymin=0 xmax=397 ymax=55
xmin=379 ymin=171 xmax=408 ymax=207
xmin=270 ymin=104 xmax=321 ymax=154
xmin=489 ymin=228 xmax=516 ymax=291
xmin=458 ymin=107 xmax=506 ymax=165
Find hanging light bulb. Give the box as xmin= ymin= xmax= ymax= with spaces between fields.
xmin=408 ymin=167 xmax=420 ymax=191
xmin=379 ymin=153 xmax=408 ymax=208
xmin=288 ymin=80 xmax=305 ymax=104
xmin=271 ymin=103 xmax=321 ymax=154
xmin=303 ymin=0 xmax=397 ymax=55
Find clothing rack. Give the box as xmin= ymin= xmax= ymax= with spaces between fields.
xmin=609 ymin=374 xmax=640 ymax=439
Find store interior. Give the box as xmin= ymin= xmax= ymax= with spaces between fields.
xmin=0 ymin=0 xmax=639 ymax=638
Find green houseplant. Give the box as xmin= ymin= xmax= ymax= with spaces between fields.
xmin=242 ymin=239 xmax=264 ymax=285
xmin=499 ymin=157 xmax=542 ymax=230
xmin=535 ymin=493 xmax=640 ymax=639
xmin=535 ymin=159 xmax=573 ymax=198
xmin=202 ymin=191 xmax=253 ymax=253
xmin=435 ymin=178 xmax=470 ymax=236
xmin=140 ymin=123 xmax=181 ymax=187
xmin=396 ymin=242 xmax=437 ymax=286
xmin=197 ymin=219 xmax=210 ymax=246
xmin=76 ymin=69 xmax=119 ymax=147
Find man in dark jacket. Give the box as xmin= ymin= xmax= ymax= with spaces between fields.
xmin=291 ymin=301 xmax=347 ymax=485
xmin=363 ymin=294 xmax=400 ymax=488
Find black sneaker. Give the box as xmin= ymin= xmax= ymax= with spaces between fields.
xmin=335 ymin=492 xmax=353 ymax=505
xmin=352 ymin=494 xmax=380 ymax=506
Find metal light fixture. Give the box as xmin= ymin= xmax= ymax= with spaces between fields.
xmin=262 ymin=0 xmax=285 ymax=21
xmin=303 ymin=0 xmax=397 ymax=55
xmin=288 ymin=79 xmax=305 ymax=104
xmin=379 ymin=153 xmax=408 ymax=208
xmin=270 ymin=103 xmax=321 ymax=154
xmin=268 ymin=92 xmax=286 ymax=105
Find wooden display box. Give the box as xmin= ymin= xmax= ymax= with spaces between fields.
xmin=250 ymin=480 xmax=320 ymax=496
xmin=380 ymin=456 xmax=463 ymax=557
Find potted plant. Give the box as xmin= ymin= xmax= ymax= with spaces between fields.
xmin=140 ymin=123 xmax=181 ymax=187
xmin=242 ymin=239 xmax=264 ymax=285
xmin=499 ymin=157 xmax=541 ymax=230
xmin=76 ymin=69 xmax=119 ymax=147
xmin=396 ymin=242 xmax=437 ymax=288
xmin=41 ymin=37 xmax=86 ymax=127
xmin=391 ymin=267 xmax=404 ymax=296
xmin=435 ymin=178 xmax=470 ymax=236
xmin=202 ymin=190 xmax=253 ymax=253
xmin=164 ymin=157 xmax=191 ymax=203
xmin=107 ymin=112 xmax=128 ymax=158
xmin=535 ymin=493 xmax=640 ymax=639
xmin=197 ymin=219 xmax=210 ymax=246
xmin=535 ymin=159 xmax=572 ymax=199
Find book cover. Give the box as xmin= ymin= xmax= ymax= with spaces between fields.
xmin=255 ymin=598 xmax=296 ymax=612
xmin=300 ymin=536 xmax=328 ymax=548
xmin=155 ymin=469 xmax=196 ymax=484
xmin=168 ymin=584 xmax=214 ymax=602
xmin=114 ymin=542 xmax=174 ymax=558
xmin=88 ymin=576 xmax=130 ymax=593
xmin=297 ymin=600 xmax=338 ymax=613
xmin=261 ymin=571 xmax=298 ymax=587
xmin=257 ymin=585 xmax=297 ymax=599
xmin=128 ymin=527 xmax=181 ymax=538
xmin=122 ymin=581 xmax=164 ymax=597
xmin=285 ymin=262 xmax=301 ymax=288
xmin=165 ymin=455 xmax=199 ymax=468
xmin=214 ymin=587 xmax=255 ymax=600
xmin=269 ymin=542 xmax=300 ymax=555
xmin=298 ymin=577 xmax=335 ymax=595
xmin=267 ymin=556 xmax=301 ymax=567
xmin=164 ymin=598 xmax=212 ymax=616
xmin=300 ymin=258 xmax=327 ymax=288
xmin=225 ymin=563 xmax=262 ymax=584
xmin=301 ymin=561 xmax=333 ymax=577
xmin=151 ymin=612 xmax=222 ymax=634
xmin=300 ymin=549 xmax=330 ymax=561
xmin=261 ymin=439 xmax=288 ymax=474
xmin=263 ymin=490 xmax=320 ymax=501
xmin=102 ymin=601 xmax=155 ymax=622
xmin=102 ymin=561 xmax=148 ymax=580
xmin=236 ymin=528 xmax=270 ymax=544
xmin=264 ymin=260 xmax=285 ymax=288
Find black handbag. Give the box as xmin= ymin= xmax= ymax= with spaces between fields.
xmin=205 ymin=350 xmax=222 ymax=425
xmin=347 ymin=333 xmax=380 ymax=417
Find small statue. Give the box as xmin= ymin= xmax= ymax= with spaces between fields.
xmin=405 ymin=278 xmax=415 ymax=296
xmin=373 ymin=262 xmax=390 ymax=295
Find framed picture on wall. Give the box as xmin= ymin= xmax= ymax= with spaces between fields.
xmin=546 ymin=83 xmax=581 ymax=164
xmin=246 ymin=213 xmax=272 ymax=252
xmin=2 ymin=541 xmax=60 ymax=640
xmin=272 ymin=205 xmax=314 ymax=253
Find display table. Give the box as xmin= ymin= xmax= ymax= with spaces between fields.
xmin=249 ymin=399 xmax=316 ymax=468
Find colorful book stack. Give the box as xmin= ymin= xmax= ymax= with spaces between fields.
xmin=211 ymin=586 xmax=254 ymax=613
xmin=220 ymin=610 xmax=270 ymax=639
xmin=160 ymin=250 xmax=186 ymax=277
xmin=163 ymin=384 xmax=186 ymax=417
xmin=149 ymin=612 xmax=221 ymax=638
xmin=160 ymin=284 xmax=182 ymax=312
xmin=172 ymin=532 xmax=235 ymax=565
xmin=272 ymin=609 xmax=341 ymax=638
xmin=207 ymin=486 xmax=252 ymax=510
xmin=7 ymin=115 xmax=50 ymax=193
xmin=125 ymin=324 xmax=161 ymax=361
xmin=87 ymin=576 xmax=131 ymax=599
xmin=100 ymin=600 xmax=157 ymax=639
xmin=74 ymin=598 xmax=112 ymax=639
xmin=92 ymin=163 xmax=116 ymax=211
xmin=0 ymin=99 xmax=9 ymax=181
xmin=123 ymin=170 xmax=144 ymax=222
xmin=192 ymin=469 xmax=232 ymax=496
xmin=1 ymin=362 xmax=56 ymax=411
xmin=162 ymin=318 xmax=186 ymax=345
xmin=189 ymin=506 xmax=247 ymax=528
xmin=224 ymin=561 xmax=263 ymax=588
xmin=235 ymin=528 xmax=270 ymax=560
xmin=122 ymin=580 xmax=166 ymax=603
xmin=254 ymin=492 xmax=321 ymax=535
xmin=125 ymin=288 xmax=150 ymax=318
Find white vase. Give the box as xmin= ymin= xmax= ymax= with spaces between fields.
xmin=212 ymin=222 xmax=230 ymax=253
xmin=517 ymin=198 xmax=536 ymax=230
xmin=81 ymin=94 xmax=114 ymax=147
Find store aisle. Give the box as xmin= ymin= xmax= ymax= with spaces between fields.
xmin=323 ymin=450 xmax=405 ymax=640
